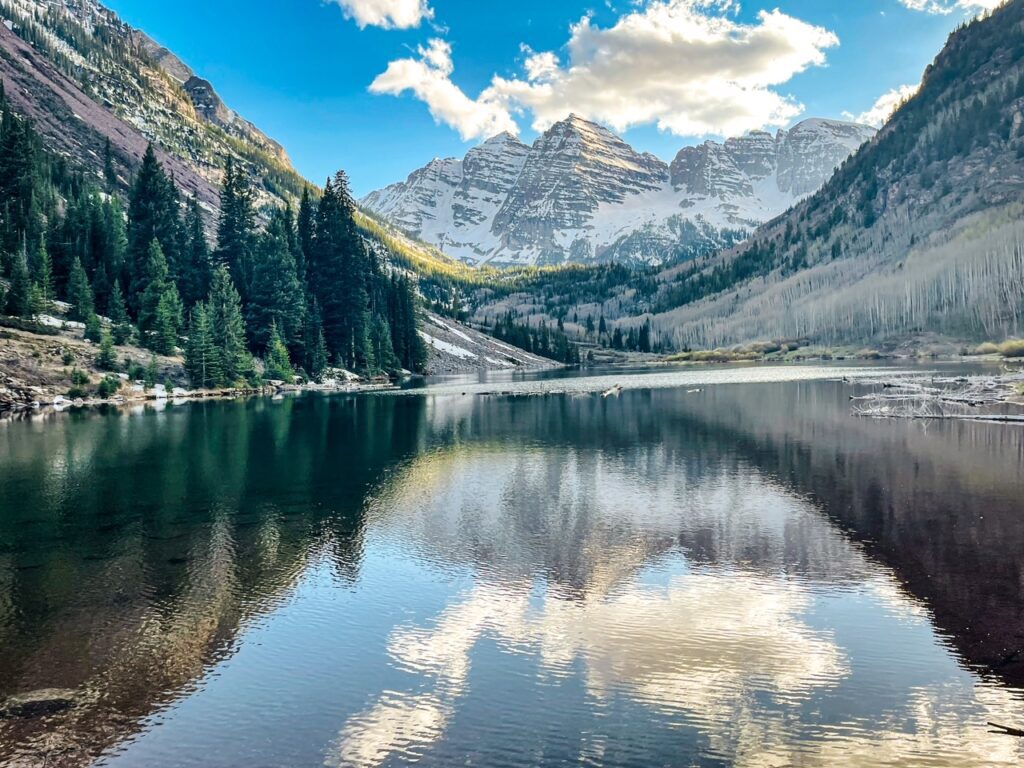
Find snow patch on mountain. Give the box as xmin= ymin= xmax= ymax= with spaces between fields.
xmin=362 ymin=115 xmax=875 ymax=268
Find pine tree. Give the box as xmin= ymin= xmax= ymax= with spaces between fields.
xmin=296 ymin=186 xmax=316 ymax=282
xmin=207 ymin=265 xmax=252 ymax=384
xmin=247 ymin=208 xmax=304 ymax=353
xmin=264 ymin=321 xmax=294 ymax=383
xmin=304 ymin=299 xmax=329 ymax=382
xmin=4 ymin=244 xmax=30 ymax=317
xmin=310 ymin=173 xmax=370 ymax=371
xmin=84 ymin=312 xmax=102 ymax=343
xmin=96 ymin=328 xmax=117 ymax=370
xmin=138 ymin=239 xmax=169 ymax=337
xmin=144 ymin=354 xmax=158 ymax=388
xmin=31 ymin=239 xmax=54 ymax=302
xmin=67 ymin=255 xmax=94 ymax=322
xmin=215 ymin=157 xmax=256 ymax=299
xmin=181 ymin=195 xmax=211 ymax=308
xmin=127 ymin=145 xmax=181 ymax=313
xmin=185 ymin=302 xmax=222 ymax=388
xmin=108 ymin=281 xmax=132 ymax=345
xmin=370 ymin=312 xmax=399 ymax=373
xmin=153 ymin=284 xmax=182 ymax=355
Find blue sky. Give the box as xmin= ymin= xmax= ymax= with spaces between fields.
xmin=103 ymin=0 xmax=993 ymax=196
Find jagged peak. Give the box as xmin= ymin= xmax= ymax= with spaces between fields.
xmin=482 ymin=131 xmax=525 ymax=146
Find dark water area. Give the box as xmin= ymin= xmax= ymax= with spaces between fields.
xmin=1 ymin=364 xmax=1023 ymax=766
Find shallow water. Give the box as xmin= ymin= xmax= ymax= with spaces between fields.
xmin=1 ymin=364 xmax=1023 ymax=767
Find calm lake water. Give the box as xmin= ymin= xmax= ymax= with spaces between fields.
xmin=1 ymin=364 xmax=1023 ymax=767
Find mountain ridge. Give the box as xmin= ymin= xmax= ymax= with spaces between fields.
xmin=362 ymin=115 xmax=875 ymax=269
xmin=0 ymin=0 xmax=305 ymax=212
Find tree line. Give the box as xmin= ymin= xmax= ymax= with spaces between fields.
xmin=0 ymin=86 xmax=426 ymax=387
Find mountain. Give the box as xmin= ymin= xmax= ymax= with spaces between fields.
xmin=362 ymin=115 xmax=875 ymax=268
xmin=0 ymin=0 xmax=305 ymax=213
xmin=641 ymin=0 xmax=1024 ymax=350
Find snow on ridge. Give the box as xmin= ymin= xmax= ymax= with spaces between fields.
xmin=362 ymin=115 xmax=875 ymax=268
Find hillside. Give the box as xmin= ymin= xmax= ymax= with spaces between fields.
xmin=363 ymin=115 xmax=873 ymax=269
xmin=643 ymin=1 xmax=1024 ymax=350
xmin=0 ymin=0 xmax=306 ymax=213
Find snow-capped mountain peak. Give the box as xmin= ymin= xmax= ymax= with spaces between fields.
xmin=362 ymin=116 xmax=875 ymax=267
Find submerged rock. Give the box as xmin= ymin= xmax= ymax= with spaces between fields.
xmin=0 ymin=688 xmax=79 ymax=719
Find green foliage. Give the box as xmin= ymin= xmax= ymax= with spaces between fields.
xmin=127 ymin=145 xmax=181 ymax=312
xmin=153 ymin=285 xmax=183 ymax=355
xmin=83 ymin=313 xmax=102 ymax=343
xmin=0 ymin=96 xmax=435 ymax=390
xmin=4 ymin=244 xmax=30 ymax=317
xmin=184 ymin=302 xmax=222 ymax=389
xmin=96 ymin=328 xmax=118 ymax=370
xmin=263 ymin=321 xmax=295 ymax=383
xmin=144 ymin=355 xmax=158 ymax=388
xmin=216 ymin=157 xmax=257 ymax=298
xmin=66 ymin=256 xmax=94 ymax=322
xmin=207 ymin=265 xmax=253 ymax=385
xmin=96 ymin=374 xmax=121 ymax=399
xmin=247 ymin=207 xmax=303 ymax=353
xmin=108 ymin=281 xmax=133 ymax=345
xmin=491 ymin=312 xmax=581 ymax=365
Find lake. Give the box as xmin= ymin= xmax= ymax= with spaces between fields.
xmin=1 ymin=364 xmax=1023 ymax=767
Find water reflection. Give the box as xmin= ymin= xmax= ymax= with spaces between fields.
xmin=336 ymin=443 xmax=1024 ymax=767
xmin=0 ymin=368 xmax=1022 ymax=767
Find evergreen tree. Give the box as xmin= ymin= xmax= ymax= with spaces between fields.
xmin=181 ymin=195 xmax=211 ymax=308
xmin=296 ymin=186 xmax=316 ymax=282
xmin=215 ymin=157 xmax=256 ymax=298
xmin=311 ymin=173 xmax=370 ymax=371
xmin=304 ymin=299 xmax=329 ymax=382
xmin=247 ymin=208 xmax=304 ymax=353
xmin=84 ymin=312 xmax=102 ymax=343
xmin=138 ymin=239 xmax=169 ymax=337
xmin=96 ymin=328 xmax=117 ymax=370
xmin=263 ymin=321 xmax=294 ymax=382
xmin=185 ymin=302 xmax=222 ymax=388
xmin=27 ymin=282 xmax=47 ymax=318
xmin=370 ymin=312 xmax=399 ymax=373
xmin=144 ymin=354 xmax=158 ymax=388
xmin=153 ymin=284 xmax=183 ymax=355
xmin=30 ymin=238 xmax=54 ymax=302
xmin=207 ymin=265 xmax=252 ymax=384
xmin=127 ymin=145 xmax=180 ymax=313
xmin=67 ymin=255 xmax=94 ymax=321
xmin=4 ymin=244 xmax=30 ymax=317
xmin=108 ymin=281 xmax=132 ymax=345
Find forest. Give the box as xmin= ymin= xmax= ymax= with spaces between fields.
xmin=0 ymin=85 xmax=427 ymax=387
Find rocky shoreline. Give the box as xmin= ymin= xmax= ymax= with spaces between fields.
xmin=0 ymin=370 xmax=404 ymax=418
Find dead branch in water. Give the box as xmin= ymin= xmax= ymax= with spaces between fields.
xmin=850 ymin=368 xmax=1024 ymax=422
xmin=988 ymin=722 xmax=1024 ymax=737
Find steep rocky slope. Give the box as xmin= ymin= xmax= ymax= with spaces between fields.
xmin=0 ymin=0 xmax=306 ymax=212
xmin=363 ymin=115 xmax=874 ymax=268
xmin=642 ymin=0 xmax=1024 ymax=350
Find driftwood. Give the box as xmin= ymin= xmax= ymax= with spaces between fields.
xmin=988 ymin=722 xmax=1024 ymax=737
xmin=850 ymin=368 xmax=1024 ymax=422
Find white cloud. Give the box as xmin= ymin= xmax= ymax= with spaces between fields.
xmin=845 ymin=83 xmax=920 ymax=127
xmin=369 ymin=39 xmax=519 ymax=140
xmin=898 ymin=0 xmax=1001 ymax=14
xmin=330 ymin=0 xmax=433 ymax=30
xmin=369 ymin=0 xmax=839 ymax=141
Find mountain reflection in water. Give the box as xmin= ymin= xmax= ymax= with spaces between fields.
xmin=0 ymin=366 xmax=1022 ymax=767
